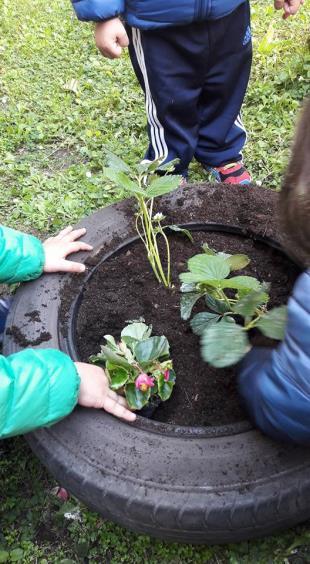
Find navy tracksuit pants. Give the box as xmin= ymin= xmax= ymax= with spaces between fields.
xmin=127 ymin=1 xmax=252 ymax=176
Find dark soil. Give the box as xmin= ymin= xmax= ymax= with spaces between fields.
xmin=56 ymin=183 xmax=300 ymax=427
xmin=76 ymin=230 xmax=299 ymax=427
xmin=5 ymin=325 xmax=51 ymax=347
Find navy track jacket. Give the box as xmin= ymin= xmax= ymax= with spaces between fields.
xmin=239 ymin=270 xmax=310 ymax=446
xmin=71 ymin=0 xmax=246 ymax=28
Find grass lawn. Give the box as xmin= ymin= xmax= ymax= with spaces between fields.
xmin=0 ymin=0 xmax=310 ymax=561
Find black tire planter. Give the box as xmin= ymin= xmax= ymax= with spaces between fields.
xmin=3 ymin=184 xmax=310 ymax=544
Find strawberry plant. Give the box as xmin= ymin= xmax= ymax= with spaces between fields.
xmin=90 ymin=321 xmax=176 ymax=410
xmin=103 ymin=153 xmax=192 ymax=288
xmin=180 ymin=243 xmax=287 ymax=367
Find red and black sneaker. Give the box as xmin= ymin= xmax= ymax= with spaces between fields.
xmin=208 ymin=162 xmax=252 ymax=185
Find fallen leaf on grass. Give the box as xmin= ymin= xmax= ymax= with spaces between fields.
xmin=63 ymin=79 xmax=79 ymax=94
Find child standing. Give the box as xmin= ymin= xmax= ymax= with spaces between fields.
xmin=72 ymin=0 xmax=303 ymax=183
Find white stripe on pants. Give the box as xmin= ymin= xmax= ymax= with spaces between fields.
xmin=131 ymin=28 xmax=168 ymax=163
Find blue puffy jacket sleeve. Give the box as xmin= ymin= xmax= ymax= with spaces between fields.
xmin=238 ymin=270 xmax=310 ymax=445
xmin=0 ymin=349 xmax=80 ymax=439
xmin=71 ymin=0 xmax=125 ymax=22
xmin=0 ymin=225 xmax=80 ymax=438
xmin=0 ymin=225 xmax=44 ymax=284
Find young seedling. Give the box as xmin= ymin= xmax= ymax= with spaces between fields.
xmin=180 ymin=243 xmax=287 ymax=367
xmin=103 ymin=152 xmax=191 ymax=288
xmin=90 ymin=321 xmax=176 ymax=410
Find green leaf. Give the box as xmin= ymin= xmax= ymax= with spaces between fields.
xmin=217 ymin=252 xmax=231 ymax=259
xmin=157 ymin=374 xmax=174 ymax=401
xmin=147 ymin=175 xmax=181 ymax=197
xmin=135 ymin=336 xmax=170 ymax=363
xmin=109 ymin=367 xmax=129 ymax=390
xmin=190 ymin=312 xmax=220 ymax=335
xmin=258 ymin=22 xmax=277 ymax=56
xmin=205 ymin=294 xmax=231 ymax=314
xmin=88 ymin=354 xmax=105 ymax=366
xmin=136 ymin=158 xmax=163 ymax=175
xmin=76 ymin=540 xmax=90 ymax=559
xmin=219 ymin=276 xmax=261 ymax=291
xmin=201 ymin=318 xmax=250 ymax=367
xmin=187 ymin=254 xmax=230 ymax=280
xmin=103 ymin=168 xmax=145 ymax=195
xmin=257 ymin=305 xmax=287 ymax=340
xmin=201 ymin=243 xmax=216 ymax=255
xmin=179 ymin=271 xmax=209 ymax=284
xmin=0 ymin=551 xmax=9 ymax=563
xmin=125 ymin=383 xmax=150 ymax=410
xmin=225 ymin=254 xmax=250 ymax=271
xmin=180 ymin=282 xmax=196 ymax=293
xmin=168 ymin=225 xmax=194 ymax=242
xmin=106 ymin=360 xmax=126 ymax=372
xmin=103 ymin=334 xmax=119 ymax=351
xmin=105 ymin=150 xmax=131 ymax=173
xmin=232 ymin=290 xmax=269 ymax=317
xmin=100 ymin=345 xmax=132 ymax=369
xmin=10 ymin=550 xmax=24 ymax=563
xmin=121 ymin=322 xmax=152 ymax=345
xmin=180 ymin=292 xmax=201 ymax=320
xmin=136 ymin=161 xmax=153 ymax=175
xmin=118 ymin=341 xmax=135 ymax=362
xmin=157 ymin=158 xmax=180 ymax=172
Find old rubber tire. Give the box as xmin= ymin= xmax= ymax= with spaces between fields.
xmin=3 ymin=184 xmax=310 ymax=544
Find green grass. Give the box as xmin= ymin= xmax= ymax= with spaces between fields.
xmin=0 ymin=0 xmax=309 ymax=233
xmin=0 ymin=0 xmax=310 ymax=561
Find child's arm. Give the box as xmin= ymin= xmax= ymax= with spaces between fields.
xmin=70 ymin=1 xmax=129 ymax=59
xmin=0 ymin=349 xmax=80 ymax=438
xmin=0 ymin=350 xmax=135 ymax=439
xmin=0 ymin=225 xmax=45 ymax=284
xmin=238 ymin=270 xmax=310 ymax=445
xmin=0 ymin=225 xmax=135 ymax=438
xmin=0 ymin=225 xmax=92 ymax=284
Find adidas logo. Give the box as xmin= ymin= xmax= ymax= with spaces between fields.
xmin=243 ymin=25 xmax=251 ymax=46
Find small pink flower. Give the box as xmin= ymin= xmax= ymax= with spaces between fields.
xmin=135 ymin=373 xmax=154 ymax=392
xmin=164 ymin=369 xmax=170 ymax=382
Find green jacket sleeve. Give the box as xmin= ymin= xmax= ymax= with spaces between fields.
xmin=0 ymin=349 xmax=80 ymax=439
xmin=0 ymin=225 xmax=45 ymax=284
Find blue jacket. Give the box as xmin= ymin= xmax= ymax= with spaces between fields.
xmin=239 ymin=270 xmax=310 ymax=445
xmin=71 ymin=0 xmax=246 ymax=29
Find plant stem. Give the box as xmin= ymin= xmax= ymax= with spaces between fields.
xmin=160 ymin=226 xmax=171 ymax=286
xmin=136 ymin=193 xmax=170 ymax=287
xmin=214 ymin=289 xmax=232 ymax=309
xmin=244 ymin=314 xmax=261 ymax=331
xmin=150 ymin=226 xmax=169 ymax=287
xmin=136 ymin=209 xmax=162 ymax=285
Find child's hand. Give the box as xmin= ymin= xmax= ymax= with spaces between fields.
xmin=43 ymin=226 xmax=93 ymax=273
xmin=274 ymin=0 xmax=304 ymax=18
xmin=75 ymin=362 xmax=136 ymax=422
xmin=95 ymin=18 xmax=129 ymax=59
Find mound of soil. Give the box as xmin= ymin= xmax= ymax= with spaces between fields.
xmin=75 ymin=185 xmax=299 ymax=427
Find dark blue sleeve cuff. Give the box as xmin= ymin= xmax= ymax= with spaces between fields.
xmin=71 ymin=0 xmax=124 ymax=22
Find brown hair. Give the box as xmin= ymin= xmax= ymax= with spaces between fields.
xmin=280 ymin=98 xmax=310 ymax=264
